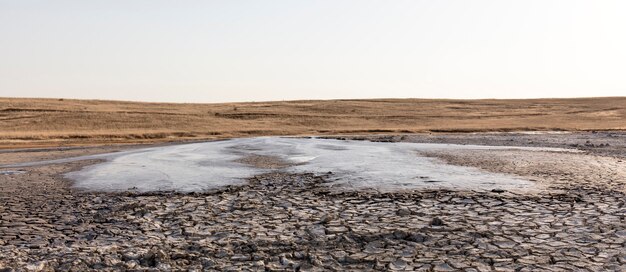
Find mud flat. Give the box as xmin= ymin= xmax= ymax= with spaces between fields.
xmin=0 ymin=132 xmax=625 ymax=271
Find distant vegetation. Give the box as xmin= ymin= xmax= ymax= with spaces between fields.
xmin=0 ymin=97 xmax=624 ymax=148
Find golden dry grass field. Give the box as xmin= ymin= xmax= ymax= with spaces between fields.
xmin=0 ymin=97 xmax=624 ymax=148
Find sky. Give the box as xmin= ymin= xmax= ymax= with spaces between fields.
xmin=1 ymin=0 xmax=625 ymax=103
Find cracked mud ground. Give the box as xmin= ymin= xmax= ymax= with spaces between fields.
xmin=1 ymin=132 xmax=625 ymax=271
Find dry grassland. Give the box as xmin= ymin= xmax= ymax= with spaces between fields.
xmin=0 ymin=97 xmax=624 ymax=148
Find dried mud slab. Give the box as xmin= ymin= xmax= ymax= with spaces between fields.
xmin=420 ymin=150 xmax=626 ymax=193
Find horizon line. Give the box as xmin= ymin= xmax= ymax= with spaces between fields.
xmin=1 ymin=95 xmax=626 ymax=105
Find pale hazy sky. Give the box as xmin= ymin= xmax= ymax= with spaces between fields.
xmin=1 ymin=1 xmax=625 ymax=103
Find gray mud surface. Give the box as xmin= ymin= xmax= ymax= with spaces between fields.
xmin=336 ymin=131 xmax=626 ymax=158
xmin=1 ymin=132 xmax=625 ymax=271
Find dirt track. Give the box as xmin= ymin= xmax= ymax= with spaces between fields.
xmin=0 ymin=132 xmax=625 ymax=271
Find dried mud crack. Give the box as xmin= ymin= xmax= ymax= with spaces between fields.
xmin=1 ymin=162 xmax=625 ymax=271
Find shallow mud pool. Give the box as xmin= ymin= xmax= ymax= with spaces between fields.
xmin=3 ymin=137 xmax=576 ymax=192
xmin=0 ymin=170 xmax=25 ymax=175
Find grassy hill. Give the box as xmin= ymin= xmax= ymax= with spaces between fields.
xmin=1 ymin=97 xmax=624 ymax=148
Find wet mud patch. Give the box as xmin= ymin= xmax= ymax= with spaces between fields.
xmin=234 ymin=154 xmax=296 ymax=169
